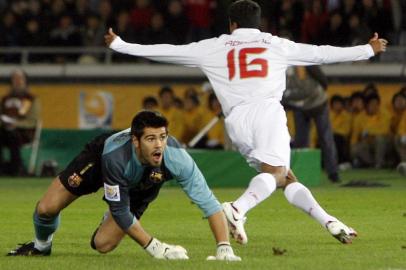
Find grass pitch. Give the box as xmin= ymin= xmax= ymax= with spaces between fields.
xmin=0 ymin=169 xmax=405 ymax=270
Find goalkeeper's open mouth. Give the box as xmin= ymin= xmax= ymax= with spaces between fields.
xmin=152 ymin=150 xmax=162 ymax=163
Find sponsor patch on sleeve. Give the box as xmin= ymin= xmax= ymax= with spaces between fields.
xmin=104 ymin=183 xmax=120 ymax=201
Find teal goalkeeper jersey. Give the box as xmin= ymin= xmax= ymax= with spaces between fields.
xmin=101 ymin=128 xmax=221 ymax=230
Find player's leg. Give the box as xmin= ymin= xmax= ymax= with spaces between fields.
xmin=7 ymin=177 xmax=78 ymax=256
xmin=222 ymin=101 xmax=285 ymax=244
xmin=90 ymin=211 xmax=126 ymax=253
xmin=33 ymin=177 xmax=79 ymax=252
xmin=282 ymin=168 xmax=357 ymax=244
xmin=7 ymin=133 xmax=111 ymax=256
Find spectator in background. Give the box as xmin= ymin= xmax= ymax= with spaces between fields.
xmin=347 ymin=12 xmax=372 ymax=45
xmin=351 ymin=93 xmax=391 ymax=168
xmin=360 ymin=0 xmax=393 ymax=43
xmin=283 ymin=65 xmax=340 ymax=182
xmin=79 ymin=13 xmax=106 ymax=63
xmin=23 ymin=18 xmax=47 ymax=62
xmin=23 ymin=18 xmax=45 ymax=47
xmin=301 ymin=0 xmax=328 ymax=43
xmin=398 ymin=0 xmax=406 ymax=45
xmin=130 ymin=0 xmax=154 ymax=37
xmin=181 ymin=93 xmax=205 ymax=146
xmin=184 ymin=0 xmax=216 ymax=42
xmin=81 ymin=13 xmax=105 ymax=47
xmin=0 ymin=69 xmax=40 ymax=176
xmin=50 ymin=14 xmax=82 ymax=62
xmin=173 ymin=96 xmax=184 ymax=110
xmin=114 ymin=10 xmax=136 ymax=41
xmin=0 ymin=10 xmax=21 ymax=62
xmin=272 ymin=0 xmax=304 ymax=41
xmin=338 ymin=0 xmax=362 ymax=21
xmin=391 ymin=92 xmax=406 ymax=166
xmin=144 ymin=12 xmax=174 ymax=44
xmin=158 ymin=86 xmax=184 ymax=142
xmin=49 ymin=0 xmax=67 ymax=29
xmin=73 ymin=0 xmax=91 ymax=26
xmin=204 ymin=92 xmax=225 ymax=149
xmin=98 ymin=0 xmax=114 ymax=29
xmin=112 ymin=10 xmax=137 ymax=62
xmin=321 ymin=10 xmax=348 ymax=45
xmin=142 ymin=96 xmax=158 ymax=110
xmin=349 ymin=91 xmax=366 ymax=145
xmin=390 ymin=92 xmax=405 ymax=136
xmin=362 ymin=82 xmax=378 ymax=97
xmin=165 ymin=0 xmax=189 ymax=44
xmin=397 ymin=86 xmax=406 ymax=97
xmin=329 ymin=95 xmax=352 ymax=166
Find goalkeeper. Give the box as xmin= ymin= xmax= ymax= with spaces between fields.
xmin=8 ymin=110 xmax=240 ymax=261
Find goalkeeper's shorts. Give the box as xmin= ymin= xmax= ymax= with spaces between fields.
xmin=59 ymin=132 xmax=113 ymax=196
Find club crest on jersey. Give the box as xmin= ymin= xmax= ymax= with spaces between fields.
xmin=68 ymin=173 xmax=83 ymax=188
xmin=149 ymin=171 xmax=164 ymax=183
xmin=104 ymin=183 xmax=120 ymax=201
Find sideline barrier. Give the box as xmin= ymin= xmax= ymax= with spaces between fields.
xmin=22 ymin=130 xmax=321 ymax=187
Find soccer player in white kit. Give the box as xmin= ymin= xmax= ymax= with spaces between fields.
xmin=105 ymin=0 xmax=387 ymax=246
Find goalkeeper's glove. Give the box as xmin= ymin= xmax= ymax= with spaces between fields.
xmin=144 ymin=238 xmax=189 ymax=260
xmin=206 ymin=242 xmax=241 ymax=261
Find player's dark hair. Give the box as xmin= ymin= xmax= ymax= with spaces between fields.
xmin=228 ymin=0 xmax=261 ymax=29
xmin=131 ymin=110 xmax=168 ymax=139
xmin=330 ymin=95 xmax=345 ymax=106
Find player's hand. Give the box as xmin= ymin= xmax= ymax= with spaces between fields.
xmin=104 ymin=28 xmax=117 ymax=47
xmin=206 ymin=243 xmax=241 ymax=261
xmin=368 ymin=32 xmax=388 ymax=55
xmin=144 ymin=238 xmax=189 ymax=260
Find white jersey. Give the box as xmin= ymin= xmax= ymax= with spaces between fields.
xmin=110 ymin=28 xmax=374 ymax=116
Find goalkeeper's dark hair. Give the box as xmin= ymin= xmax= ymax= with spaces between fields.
xmin=228 ymin=0 xmax=261 ymax=29
xmin=131 ymin=110 xmax=168 ymax=139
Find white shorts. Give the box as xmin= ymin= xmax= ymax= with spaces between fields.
xmin=225 ymin=99 xmax=291 ymax=172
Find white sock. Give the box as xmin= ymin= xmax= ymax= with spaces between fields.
xmin=34 ymin=235 xmax=53 ymax=251
xmin=284 ymin=182 xmax=337 ymax=227
xmin=233 ymin=173 xmax=276 ymax=216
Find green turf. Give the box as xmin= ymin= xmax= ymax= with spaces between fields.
xmin=0 ymin=169 xmax=405 ymax=270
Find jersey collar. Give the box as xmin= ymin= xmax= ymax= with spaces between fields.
xmin=231 ymin=28 xmax=261 ymax=35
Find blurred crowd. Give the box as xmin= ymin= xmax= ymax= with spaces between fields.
xmin=328 ymin=84 xmax=406 ymax=170
xmin=1 ymin=0 xmax=405 ymax=63
xmin=286 ymin=84 xmax=406 ymax=171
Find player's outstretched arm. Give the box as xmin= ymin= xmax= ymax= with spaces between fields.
xmin=368 ymin=32 xmax=388 ymax=55
xmin=206 ymin=211 xmax=241 ymax=261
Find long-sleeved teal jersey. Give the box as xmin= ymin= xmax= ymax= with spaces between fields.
xmin=101 ymin=128 xmax=221 ymax=231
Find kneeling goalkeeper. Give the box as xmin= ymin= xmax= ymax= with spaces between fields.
xmin=8 ymin=110 xmax=240 ymax=261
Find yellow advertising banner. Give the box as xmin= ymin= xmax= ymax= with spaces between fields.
xmin=0 ymin=83 xmax=403 ymax=129
xmin=0 ymin=83 xmax=204 ymax=129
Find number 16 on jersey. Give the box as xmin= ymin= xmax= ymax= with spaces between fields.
xmin=227 ymin=47 xmax=268 ymax=81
